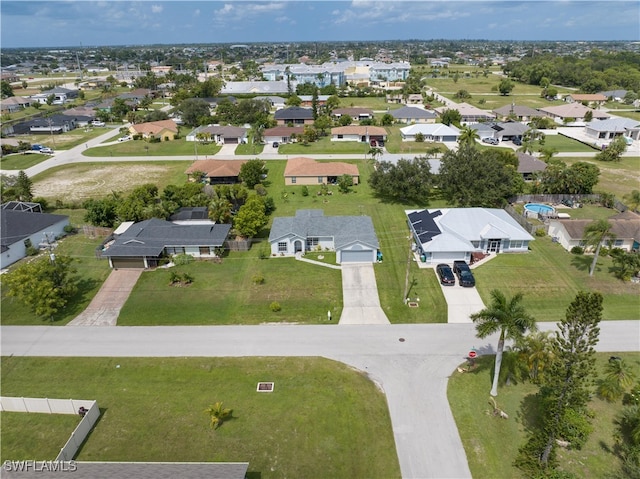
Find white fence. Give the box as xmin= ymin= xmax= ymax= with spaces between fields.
xmin=0 ymin=396 xmax=99 ymax=461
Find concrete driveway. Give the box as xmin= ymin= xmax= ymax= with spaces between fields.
xmin=436 ymin=272 xmax=485 ymax=324
xmin=68 ymin=269 xmax=142 ymax=326
xmin=339 ymin=263 xmax=390 ymax=324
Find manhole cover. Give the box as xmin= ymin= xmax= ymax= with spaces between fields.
xmin=399 ymin=338 xmax=405 ymax=342
xmin=257 ymin=382 xmax=274 ymax=392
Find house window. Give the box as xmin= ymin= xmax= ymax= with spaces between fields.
xmin=614 ymin=239 xmax=624 ymax=247
xmin=318 ymin=177 xmax=323 ymax=183
xmin=306 ymin=237 xmax=319 ymax=248
xmin=337 ymin=134 xmax=343 ymax=139
xmin=278 ymin=242 xmax=288 ymax=253
xmin=510 ymin=240 xmax=524 ymax=249
xmin=291 ymin=177 xmax=296 ymax=184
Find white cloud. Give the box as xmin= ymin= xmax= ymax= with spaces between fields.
xmin=151 ymin=5 xmax=163 ymax=14
xmin=193 ymin=9 xmax=200 ymax=17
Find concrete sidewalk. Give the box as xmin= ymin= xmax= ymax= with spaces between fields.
xmin=68 ymin=269 xmax=142 ymax=326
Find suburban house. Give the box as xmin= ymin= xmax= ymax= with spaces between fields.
xmin=185 ymin=159 xmax=247 ymax=184
xmin=399 ymin=123 xmax=460 ymax=143
xmin=548 ymin=211 xmax=640 ymax=253
xmin=435 ymin=102 xmax=496 ymax=124
xmin=101 ymin=218 xmax=231 ymax=269
xmin=220 ymin=81 xmax=289 ymax=95
xmin=538 ymin=104 xmax=610 ymax=124
xmin=186 ymin=125 xmax=248 ymax=144
xmin=330 ymin=126 xmax=387 ymax=144
xmin=584 ymin=117 xmax=640 ymax=142
xmin=472 ymin=121 xmax=529 ymax=141
xmin=255 ymin=95 xmax=287 ymax=110
xmin=564 ymin=93 xmax=608 ymax=106
xmin=0 ymin=96 xmax=31 ymax=113
xmin=60 ymin=106 xmax=98 ymax=127
xmin=268 ymin=209 xmax=379 ymax=263
xmin=274 ymin=106 xmax=314 ymax=126
xmin=12 ymin=114 xmax=77 ymax=135
xmin=0 ymin=202 xmax=69 ymax=269
xmin=129 ymin=119 xmax=178 ymax=141
xmin=331 ymin=108 xmax=374 ymax=122
xmin=299 ymin=95 xmax=330 ymax=107
xmin=284 ymin=157 xmax=359 ymax=186
xmin=391 ymin=106 xmax=438 ymax=124
xmin=406 ymin=94 xmax=424 ymax=105
xmin=31 ymin=87 xmax=78 ymax=105
xmin=118 ymin=88 xmax=155 ymax=104
xmin=406 ymin=208 xmax=534 ymax=264
xmin=492 ymin=104 xmax=545 ymax=122
xmin=599 ymin=90 xmax=629 ymax=103
xmin=516 ymin=152 xmax=547 ymax=181
xmin=263 ymin=126 xmax=304 ymax=144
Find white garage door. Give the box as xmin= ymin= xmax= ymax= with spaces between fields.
xmin=341 ymin=250 xmax=373 ymax=263
xmin=431 ymin=252 xmax=467 ymax=263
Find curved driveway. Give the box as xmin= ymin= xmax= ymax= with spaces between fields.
xmin=3 ymin=321 xmax=639 ymax=479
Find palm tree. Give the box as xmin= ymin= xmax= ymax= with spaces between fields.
xmin=598 ymin=358 xmax=637 ymax=402
xmin=471 ymin=290 xmax=536 ymax=397
xmin=615 ymin=404 xmax=640 ymax=446
xmin=458 ymin=126 xmax=480 ymax=147
xmin=515 ymin=330 xmax=555 ymax=383
xmin=623 ymin=190 xmax=640 ymax=212
xmin=204 ymin=401 xmax=232 ymax=429
xmin=583 ymin=219 xmax=615 ymax=276
xmin=539 ymin=146 xmax=558 ymax=163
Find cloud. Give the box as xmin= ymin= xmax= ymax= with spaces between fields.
xmin=151 ymin=5 xmax=163 ymax=14
xmin=193 ymin=9 xmax=200 ymax=17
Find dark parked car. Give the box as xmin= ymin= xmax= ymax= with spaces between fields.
xmin=436 ymin=264 xmax=456 ymax=286
xmin=452 ymin=260 xmax=476 ymax=287
xmin=272 ymin=141 xmax=279 ymax=148
xmin=513 ymin=137 xmax=522 ymax=146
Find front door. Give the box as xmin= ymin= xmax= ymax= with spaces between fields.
xmin=294 ymin=240 xmax=303 ymax=253
xmin=488 ymin=239 xmax=501 ymax=253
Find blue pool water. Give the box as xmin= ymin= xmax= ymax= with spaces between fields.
xmin=525 ymin=203 xmax=555 ymax=215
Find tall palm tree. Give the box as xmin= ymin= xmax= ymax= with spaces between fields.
xmin=598 ymin=358 xmax=637 ymax=402
xmin=515 ymin=330 xmax=555 ymax=383
xmin=458 ymin=126 xmax=480 ymax=147
xmin=583 ymin=219 xmax=615 ymax=276
xmin=471 ymin=290 xmax=536 ymax=397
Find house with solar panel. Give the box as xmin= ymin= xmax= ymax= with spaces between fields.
xmin=406 ymin=208 xmax=534 ymax=264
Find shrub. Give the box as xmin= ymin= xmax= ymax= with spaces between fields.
xmin=252 ymin=274 xmax=265 ymax=285
xmin=571 ymin=246 xmax=584 ymax=255
xmin=173 ymin=253 xmax=194 ymax=266
xmin=301 ymin=185 xmax=309 ymax=197
xmin=270 ymin=301 xmax=281 ymax=312
xmin=169 ymin=271 xmax=181 ymax=285
xmin=63 ymin=224 xmax=76 ymax=234
xmin=255 ymin=184 xmax=267 ymax=196
xmin=182 ymin=273 xmax=194 ymax=284
xmin=535 ymin=228 xmax=547 ymax=237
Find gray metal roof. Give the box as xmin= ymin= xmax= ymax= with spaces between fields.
xmin=391 ymin=106 xmax=437 ymax=120
xmin=1 ymin=208 xmax=69 ymax=250
xmin=585 ymin=117 xmax=640 ymax=132
xmin=269 ymin=210 xmax=379 ymax=250
xmin=274 ymin=106 xmax=314 ymax=120
xmin=103 ymin=218 xmax=231 ymax=258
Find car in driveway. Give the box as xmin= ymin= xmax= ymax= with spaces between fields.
xmin=452 ymin=260 xmax=476 ymax=287
xmin=512 ymin=137 xmax=522 ymax=146
xmin=272 ymin=141 xmax=279 ymax=148
xmin=118 ymin=136 xmax=131 ymax=142
xmin=436 ymin=264 xmax=456 ymax=286
xmin=39 ymin=147 xmax=54 ymax=154
xmin=482 ymin=137 xmax=499 ymax=145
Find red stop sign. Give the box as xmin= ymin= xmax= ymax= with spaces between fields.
xmin=468 ymin=351 xmax=477 ymax=358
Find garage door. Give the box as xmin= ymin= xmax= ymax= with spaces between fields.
xmin=431 ymin=252 xmax=466 ymax=263
xmin=111 ymin=257 xmax=145 ymax=269
xmin=341 ymin=250 xmax=373 ymax=263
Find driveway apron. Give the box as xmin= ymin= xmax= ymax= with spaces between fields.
xmin=339 ymin=263 xmax=390 ymax=324
xmin=68 ymin=269 xmax=142 ymax=326
xmin=439 ymin=283 xmax=485 ymax=324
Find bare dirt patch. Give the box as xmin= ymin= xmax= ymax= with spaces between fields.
xmin=33 ymin=164 xmax=170 ymax=201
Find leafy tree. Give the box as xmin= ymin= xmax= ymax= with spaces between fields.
xmin=204 ymin=401 xmax=232 ymax=429
xmin=596 ymin=136 xmax=627 ymax=162
xmin=239 ymin=159 xmax=266 ymax=189
xmin=208 ymin=196 xmax=233 ymax=224
xmin=178 ymin=98 xmax=211 ymax=126
xmin=624 ymin=190 xmax=640 ymax=212
xmin=440 ymin=108 xmax=462 ymax=126
xmin=583 ymin=219 xmax=615 ymax=276
xmin=285 ymin=94 xmax=302 ymax=107
xmin=454 ymin=89 xmax=471 ymax=100
xmin=338 ymin=115 xmax=352 ymax=126
xmin=498 ymin=78 xmax=515 ymax=95
xmin=368 ymin=157 xmax=433 ymax=203
xmin=313 ymin=115 xmax=332 ymax=136
xmin=337 ymin=174 xmax=354 ymax=193
xmin=15 ymin=170 xmax=33 ymax=201
xmin=471 ymin=290 xmax=536 ymax=396
xmin=116 ymin=184 xmax=159 ymax=222
xmin=1 ymin=80 xmax=14 ymax=98
xmin=83 ymin=197 xmax=119 ymax=227
xmin=610 ymin=249 xmax=640 ymax=281
xmin=3 ymin=255 xmax=78 ymax=321
xmin=233 ymin=196 xmax=267 ymax=238
xmin=438 ymin=145 xmax=522 ymax=207
xmin=380 ymin=113 xmax=394 ymax=126
xmin=515 ymin=330 xmax=556 ymax=384
xmin=457 ymin=126 xmax=480 ymax=147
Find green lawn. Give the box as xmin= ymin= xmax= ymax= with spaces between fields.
xmin=1 ymin=412 xmax=81 ymax=461
xmin=0 ymin=152 xmax=50 ymax=170
xmin=533 ymin=134 xmax=600 ymax=153
xmin=1 ymin=356 xmax=401 ymax=479
xmin=0 ymin=234 xmax=111 ymax=325
xmin=560 ymin=156 xmax=640 ymax=200
xmin=279 ymin=136 xmax=370 ymax=155
xmin=83 ymin=135 xmax=221 ymax=157
xmin=473 ymin=236 xmax=640 ymax=321
xmin=448 ymin=352 xmax=640 ymax=479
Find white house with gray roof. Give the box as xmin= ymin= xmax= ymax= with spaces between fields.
xmin=268 ymin=210 xmax=379 ymax=263
xmin=399 ymin=123 xmax=460 ymax=142
xmin=584 ymin=117 xmax=640 ymax=142
xmin=391 ymin=106 xmax=437 ymax=124
xmin=406 ymin=208 xmax=534 ymax=264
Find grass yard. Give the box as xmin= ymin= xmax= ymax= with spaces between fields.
xmin=279 ymin=136 xmax=370 ymax=155
xmin=560 ymin=156 xmax=640 ymax=200
xmin=473 ymin=236 xmax=640 ymax=321
xmin=448 ymin=352 xmax=640 ymax=479
xmin=384 ymin=127 xmax=447 ymax=155
xmin=0 ymin=234 xmax=111 ymax=325
xmin=0 ymin=412 xmax=81 ymax=461
xmin=83 ymin=134 xmax=221 ymax=157
xmin=0 ymin=356 xmax=401 ymax=479
xmin=336 ymin=96 xmax=404 ymax=111
xmin=0 ymin=152 xmax=50 ymax=170
xmin=533 ymin=134 xmax=600 ymax=153
xmin=12 ymin=127 xmax=115 ymax=151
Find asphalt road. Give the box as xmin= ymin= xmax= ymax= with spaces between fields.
xmin=3 ymin=321 xmax=639 ymax=479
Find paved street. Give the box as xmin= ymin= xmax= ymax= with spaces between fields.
xmin=2 ymin=321 xmax=639 ymax=479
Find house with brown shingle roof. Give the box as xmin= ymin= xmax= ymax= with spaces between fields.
xmin=564 ymin=94 xmax=608 ymax=106
xmin=548 ymin=211 xmax=640 ymax=253
xmin=185 ymin=159 xmax=248 ymax=184
xmin=284 ymin=157 xmax=359 ymax=186
xmin=129 ymin=119 xmax=178 ymax=140
xmin=331 ymin=107 xmax=374 ymax=122
xmin=538 ymin=104 xmax=610 ymax=124
xmin=263 ymin=126 xmax=304 ymax=145
xmin=493 ymin=104 xmax=545 ymax=122
xmin=516 ymin=152 xmax=547 ymax=181
xmin=330 ymin=125 xmax=387 ymax=144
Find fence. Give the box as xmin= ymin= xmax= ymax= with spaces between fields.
xmin=503 ymin=204 xmax=546 ymax=236
xmin=1 ymin=396 xmax=100 ymax=462
xmin=226 ymin=239 xmax=252 ymax=252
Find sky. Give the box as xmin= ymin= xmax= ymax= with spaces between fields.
xmin=1 ymin=1 xmax=639 ymax=48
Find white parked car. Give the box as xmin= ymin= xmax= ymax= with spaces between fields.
xmin=91 ymin=121 xmax=106 ymax=127
xmin=40 ymin=147 xmax=54 ymax=154
xmin=118 ymin=136 xmax=131 ymax=142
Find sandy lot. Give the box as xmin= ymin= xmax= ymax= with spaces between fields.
xmin=33 ymin=164 xmax=172 ymax=201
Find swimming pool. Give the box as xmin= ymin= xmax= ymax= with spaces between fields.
xmin=525 ymin=203 xmax=555 ymax=215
